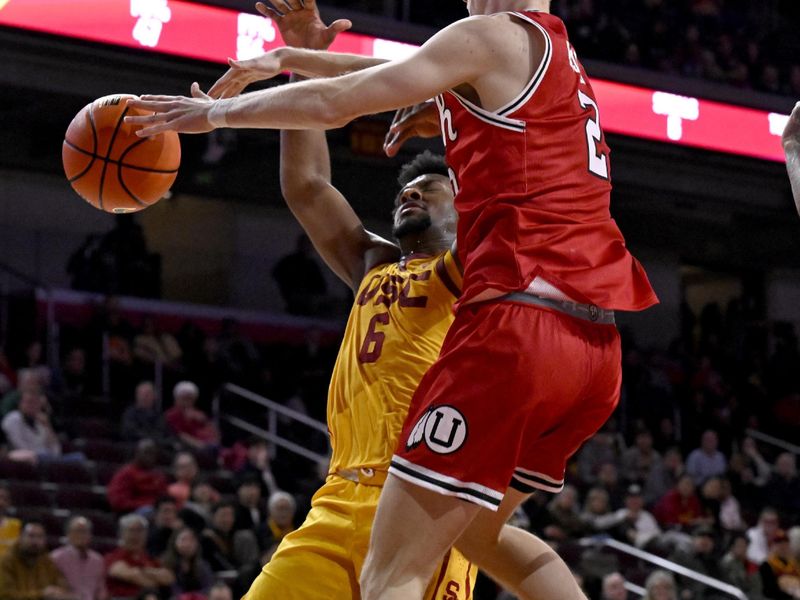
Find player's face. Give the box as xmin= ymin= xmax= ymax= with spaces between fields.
xmin=392 ymin=174 xmax=456 ymax=241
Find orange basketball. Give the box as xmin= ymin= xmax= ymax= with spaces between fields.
xmin=62 ymin=94 xmax=181 ymax=213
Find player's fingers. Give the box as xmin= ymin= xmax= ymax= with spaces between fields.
xmin=327 ymin=19 xmax=352 ymax=35
xmin=136 ymin=121 xmax=176 ymax=138
xmin=262 ymin=0 xmax=285 ymax=17
xmin=125 ymin=113 xmax=169 ymax=127
xmin=127 ymin=99 xmax=181 ymax=113
xmin=190 ymin=82 xmax=211 ymax=100
xmin=281 ymin=0 xmax=303 ymax=10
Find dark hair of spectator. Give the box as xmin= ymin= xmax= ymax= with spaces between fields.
xmin=212 ymin=500 xmax=237 ymax=514
xmin=397 ymin=151 xmax=449 ymax=189
xmin=154 ymin=495 xmax=177 ymax=510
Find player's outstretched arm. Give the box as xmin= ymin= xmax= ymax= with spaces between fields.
xmin=272 ymin=1 xmax=398 ymax=289
xmin=783 ymin=102 xmax=800 ymax=215
xmin=126 ymin=16 xmax=501 ymax=136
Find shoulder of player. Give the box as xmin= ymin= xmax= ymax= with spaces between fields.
xmin=436 ymin=15 xmax=519 ymax=53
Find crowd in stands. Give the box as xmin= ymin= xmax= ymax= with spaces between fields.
xmin=0 ymin=290 xmax=798 ymax=599
xmin=332 ymin=0 xmax=800 ymax=97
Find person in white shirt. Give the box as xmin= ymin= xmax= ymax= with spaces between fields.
xmin=51 ymin=517 xmax=108 ymax=600
xmin=746 ymin=507 xmax=780 ymax=565
xmin=685 ymin=430 xmax=726 ymax=486
xmin=614 ymin=485 xmax=661 ymax=549
xmin=1 ymin=390 xmax=61 ymax=460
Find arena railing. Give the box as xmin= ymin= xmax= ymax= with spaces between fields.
xmin=745 ymin=428 xmax=800 ymax=456
xmin=214 ymin=383 xmax=329 ymax=464
xmin=580 ymin=536 xmax=748 ymax=600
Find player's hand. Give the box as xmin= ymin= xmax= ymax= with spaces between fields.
xmin=784 ymin=101 xmax=800 ymax=151
xmin=384 ymin=102 xmax=440 ymax=157
xmin=257 ymin=0 xmax=351 ymax=51
xmin=126 ymin=83 xmax=216 ymax=136
xmin=207 ymin=52 xmax=283 ymax=99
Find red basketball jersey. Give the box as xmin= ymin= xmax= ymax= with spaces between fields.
xmin=437 ymin=10 xmax=657 ymax=311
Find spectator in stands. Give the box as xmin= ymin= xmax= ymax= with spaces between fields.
xmin=105 ymin=514 xmax=174 ymax=599
xmin=581 ymin=487 xmax=620 ymax=534
xmin=262 ymin=491 xmax=297 ymax=549
xmin=644 ymin=447 xmax=685 ymax=505
xmin=235 ymin=437 xmax=280 ymax=497
xmin=181 ymin=480 xmax=221 ymax=529
xmin=0 ymin=369 xmax=42 ymax=417
xmin=653 ymin=474 xmax=709 ymax=531
xmin=200 ymin=501 xmax=259 ymax=592
xmin=748 ymin=508 xmax=783 ymax=565
xmin=602 ymin=572 xmax=632 ymax=600
xmin=686 ymin=430 xmax=727 ymax=485
xmin=233 ymin=477 xmax=267 ymax=535
xmin=598 ymin=462 xmax=625 ymax=509
xmin=720 ymin=533 xmax=763 ymax=598
xmin=120 ymin=382 xmax=169 ymax=443
xmin=642 ymin=570 xmax=678 ymax=600
xmin=0 ymin=521 xmax=76 ymax=600
xmin=0 ymin=484 xmax=21 ymax=559
xmin=765 ymin=453 xmax=800 ymax=517
xmin=51 ymin=516 xmax=108 ymax=600
xmin=740 ymin=437 xmax=772 ymax=486
xmin=107 ymin=439 xmax=168 ymax=514
xmin=146 ymin=497 xmax=181 ymax=558
xmin=160 ymin=527 xmax=213 ymax=597
xmin=56 ymin=348 xmax=88 ymax=401
xmin=612 ymin=484 xmax=662 ymax=549
xmin=719 ymin=477 xmax=746 ymax=532
xmin=622 ymin=430 xmax=662 ymax=485
xmin=760 ymin=529 xmax=800 ymax=600
xmin=167 ymin=451 xmax=199 ymax=508
xmin=576 ymin=429 xmax=623 ymax=487
xmin=669 ymin=526 xmax=722 ymax=600
xmin=545 ymin=485 xmax=585 ymax=541
xmin=272 ymin=234 xmax=329 ymax=316
xmin=133 ymin=317 xmax=182 ymax=370
xmin=165 ymin=382 xmax=220 ymax=452
xmin=207 ymin=582 xmax=233 ymax=600
xmin=1 ymin=390 xmax=62 ymax=462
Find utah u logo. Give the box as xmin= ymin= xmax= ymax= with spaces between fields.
xmin=406 ymin=406 xmax=467 ymax=454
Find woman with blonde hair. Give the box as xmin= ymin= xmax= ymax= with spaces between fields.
xmin=643 ymin=570 xmax=678 ymax=600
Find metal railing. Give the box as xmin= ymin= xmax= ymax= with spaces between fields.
xmin=581 ymin=537 xmax=748 ymax=600
xmin=214 ymin=383 xmax=329 ymax=464
xmin=746 ymin=428 xmax=800 ymax=456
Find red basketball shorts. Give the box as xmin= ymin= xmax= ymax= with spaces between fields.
xmin=389 ymin=299 xmax=621 ymax=511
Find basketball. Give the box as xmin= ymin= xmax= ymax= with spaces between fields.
xmin=62 ymin=94 xmax=181 ymax=213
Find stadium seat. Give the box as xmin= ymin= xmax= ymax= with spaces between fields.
xmin=80 ymin=510 xmax=118 ymax=538
xmin=78 ymin=439 xmax=133 ymax=464
xmin=72 ymin=417 xmax=117 ymax=439
xmin=8 ymin=482 xmax=55 ymax=508
xmin=45 ymin=461 xmax=95 ymax=485
xmin=94 ymin=462 xmax=123 ymax=485
xmin=0 ymin=459 xmax=40 ymax=482
xmin=55 ymin=486 xmax=110 ymax=512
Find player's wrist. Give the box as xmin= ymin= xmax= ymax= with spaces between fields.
xmin=207 ymin=99 xmax=230 ymax=128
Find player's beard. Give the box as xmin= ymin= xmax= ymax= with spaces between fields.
xmin=393 ymin=213 xmax=432 ymax=239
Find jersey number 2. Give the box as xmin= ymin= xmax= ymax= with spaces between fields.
xmin=358 ymin=313 xmax=389 ymax=363
xmin=577 ymin=90 xmax=609 ymax=180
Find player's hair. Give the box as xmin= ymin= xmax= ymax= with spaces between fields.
xmin=397 ymin=150 xmax=449 ymax=189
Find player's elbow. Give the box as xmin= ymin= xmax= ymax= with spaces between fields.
xmin=280 ymin=174 xmax=329 ymax=206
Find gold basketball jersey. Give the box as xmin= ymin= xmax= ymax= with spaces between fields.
xmin=327 ymin=250 xmax=461 ymax=475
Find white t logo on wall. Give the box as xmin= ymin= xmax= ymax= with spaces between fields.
xmin=652 ymin=91 xmax=699 ymax=141
xmin=131 ymin=0 xmax=171 ymax=48
xmin=237 ymin=13 xmax=277 ymax=60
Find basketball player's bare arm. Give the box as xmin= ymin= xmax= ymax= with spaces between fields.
xmin=272 ymin=0 xmax=399 ymax=288
xmin=127 ymin=14 xmax=535 ymax=136
xmin=207 ymin=1 xmax=386 ymax=98
xmin=784 ymin=102 xmax=800 ymax=214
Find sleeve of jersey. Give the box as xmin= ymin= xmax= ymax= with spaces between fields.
xmin=434 ymin=250 xmax=463 ymax=298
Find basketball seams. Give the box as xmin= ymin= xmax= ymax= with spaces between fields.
xmin=62 ymin=139 xmax=179 ymax=174
xmin=64 ymin=109 xmax=98 ymax=183
xmin=97 ymin=105 xmax=131 ymax=211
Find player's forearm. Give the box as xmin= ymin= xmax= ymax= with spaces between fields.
xmin=220 ymin=76 xmax=360 ymax=130
xmin=280 ymin=74 xmax=332 ymax=194
xmin=785 ymin=141 xmax=800 ymax=215
xmin=278 ymin=47 xmax=388 ymax=79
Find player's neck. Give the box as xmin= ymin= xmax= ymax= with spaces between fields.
xmin=399 ymin=232 xmax=453 ymax=258
xmin=470 ymin=0 xmax=550 ymax=16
